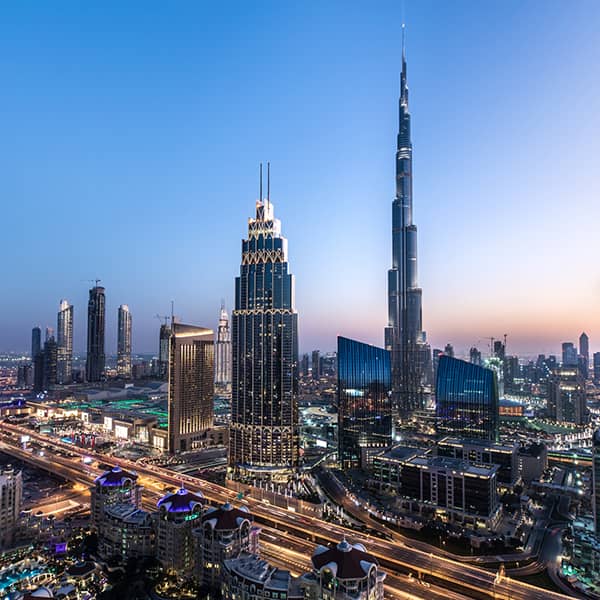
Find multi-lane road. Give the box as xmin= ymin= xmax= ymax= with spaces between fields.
xmin=0 ymin=422 xmax=573 ymax=600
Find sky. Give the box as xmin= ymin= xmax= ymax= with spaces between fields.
xmin=1 ymin=1 xmax=600 ymax=359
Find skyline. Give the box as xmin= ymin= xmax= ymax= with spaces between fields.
xmin=2 ymin=1 xmax=600 ymax=357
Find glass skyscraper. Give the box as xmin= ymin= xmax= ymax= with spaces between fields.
xmin=338 ymin=336 xmax=392 ymax=469
xmin=86 ymin=285 xmax=105 ymax=382
xmin=229 ymin=185 xmax=299 ymax=482
xmin=117 ymin=304 xmax=132 ymax=378
xmin=57 ymin=299 xmax=73 ymax=384
xmin=215 ymin=303 xmax=232 ymax=389
xmin=385 ymin=28 xmax=431 ymax=420
xmin=436 ymin=355 xmax=499 ymax=442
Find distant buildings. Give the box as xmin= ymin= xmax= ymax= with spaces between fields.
xmin=0 ymin=466 xmax=22 ymax=549
xmin=57 ymin=299 xmax=73 ymax=384
xmin=300 ymin=353 xmax=309 ymax=378
xmin=312 ymin=350 xmax=321 ymax=380
xmin=167 ymin=322 xmax=214 ymax=453
xmin=215 ymin=304 xmax=232 ymax=389
xmin=117 ymin=304 xmax=132 ymax=378
xmin=547 ymin=366 xmax=588 ymax=425
xmin=337 ymin=336 xmax=392 ymax=469
xmin=229 ymin=187 xmax=299 ymax=482
xmin=562 ymin=342 xmax=578 ymax=367
xmin=31 ymin=326 xmax=41 ymax=362
xmin=86 ymin=285 xmax=106 ymax=382
xmin=158 ymin=322 xmax=171 ymax=380
xmin=594 ymin=352 xmax=600 ymax=385
xmin=436 ymin=355 xmax=499 ymax=442
xmin=43 ymin=335 xmax=58 ymax=389
xmin=593 ymin=430 xmax=600 ymax=537
xmin=579 ymin=332 xmax=589 ymax=366
xmin=469 ymin=346 xmax=482 ymax=366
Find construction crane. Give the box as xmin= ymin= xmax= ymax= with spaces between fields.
xmin=155 ymin=314 xmax=170 ymax=326
xmin=84 ymin=278 xmax=102 ymax=287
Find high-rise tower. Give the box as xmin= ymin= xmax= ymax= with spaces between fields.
xmin=86 ymin=285 xmax=106 ymax=382
xmin=31 ymin=327 xmax=41 ymax=362
xmin=117 ymin=304 xmax=132 ymax=378
xmin=385 ymin=27 xmax=431 ymax=419
xmin=229 ymin=166 xmax=299 ymax=481
xmin=57 ymin=299 xmax=73 ymax=384
xmin=215 ymin=303 xmax=232 ymax=389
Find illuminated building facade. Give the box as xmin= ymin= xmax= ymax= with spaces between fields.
xmin=156 ymin=487 xmax=205 ymax=577
xmin=0 ymin=467 xmax=22 ymax=549
xmin=57 ymin=299 xmax=73 ymax=384
xmin=215 ymin=304 xmax=232 ymax=389
xmin=385 ymin=29 xmax=431 ymax=419
xmin=117 ymin=304 xmax=132 ymax=378
xmin=43 ymin=335 xmax=58 ymax=389
xmin=436 ymin=355 xmax=499 ymax=442
xmin=91 ymin=465 xmax=142 ymax=528
xmin=86 ymin=285 xmax=106 ymax=382
xmin=168 ymin=323 xmax=214 ymax=453
xmin=338 ymin=336 xmax=392 ymax=469
xmin=229 ymin=187 xmax=299 ymax=481
xmin=158 ymin=322 xmax=171 ymax=380
xmin=593 ymin=430 xmax=600 ymax=537
xmin=547 ymin=366 xmax=588 ymax=425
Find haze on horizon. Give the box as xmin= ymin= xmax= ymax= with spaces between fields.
xmin=1 ymin=1 xmax=599 ymax=360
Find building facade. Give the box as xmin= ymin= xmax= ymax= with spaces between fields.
xmin=57 ymin=299 xmax=73 ymax=385
xmin=0 ymin=467 xmax=22 ymax=549
xmin=117 ymin=304 xmax=132 ymax=378
xmin=158 ymin=322 xmax=171 ymax=380
xmin=31 ymin=326 xmax=41 ymax=362
xmin=547 ymin=366 xmax=588 ymax=425
xmin=337 ymin=336 xmax=392 ymax=469
xmin=229 ymin=190 xmax=299 ymax=481
xmin=593 ymin=430 xmax=600 ymax=537
xmin=91 ymin=465 xmax=142 ymax=528
xmin=86 ymin=285 xmax=106 ymax=382
xmin=168 ymin=322 xmax=214 ymax=453
xmin=215 ymin=304 xmax=232 ymax=389
xmin=43 ymin=335 xmax=58 ymax=390
xmin=436 ymin=355 xmax=499 ymax=442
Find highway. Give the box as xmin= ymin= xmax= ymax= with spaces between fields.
xmin=0 ymin=423 xmax=573 ymax=600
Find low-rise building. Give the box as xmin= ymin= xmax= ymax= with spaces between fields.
xmin=517 ymin=442 xmax=548 ymax=484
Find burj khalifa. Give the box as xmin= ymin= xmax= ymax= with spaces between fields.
xmin=385 ymin=28 xmax=432 ymax=419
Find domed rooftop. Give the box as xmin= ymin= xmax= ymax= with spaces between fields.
xmin=23 ymin=587 xmax=54 ymax=599
xmin=157 ymin=485 xmax=205 ymax=513
xmin=202 ymin=502 xmax=251 ymax=530
xmin=311 ymin=539 xmax=378 ymax=580
xmin=94 ymin=465 xmax=137 ymax=487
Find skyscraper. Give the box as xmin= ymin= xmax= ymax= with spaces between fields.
xmin=215 ymin=303 xmax=232 ymax=389
xmin=43 ymin=334 xmax=58 ymax=389
xmin=337 ymin=336 xmax=392 ymax=469
xmin=168 ymin=322 xmax=214 ymax=453
xmin=31 ymin=327 xmax=41 ymax=362
xmin=562 ymin=342 xmax=577 ymax=366
xmin=312 ymin=349 xmax=321 ymax=380
xmin=436 ymin=355 xmax=499 ymax=442
xmin=57 ymin=299 xmax=73 ymax=384
xmin=547 ymin=366 xmax=587 ymax=425
xmin=229 ymin=173 xmax=299 ymax=482
xmin=158 ymin=322 xmax=172 ymax=380
xmin=117 ymin=304 xmax=132 ymax=378
xmin=594 ymin=352 xmax=600 ymax=384
xmin=86 ymin=284 xmax=106 ymax=382
xmin=579 ymin=332 xmax=590 ymax=364
xmin=593 ymin=430 xmax=600 ymax=537
xmin=385 ymin=28 xmax=431 ymax=419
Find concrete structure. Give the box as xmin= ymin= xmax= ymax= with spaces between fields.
xmin=156 ymin=486 xmax=205 ymax=578
xmin=167 ymin=322 xmax=214 ymax=453
xmin=215 ymin=303 xmax=232 ymax=390
xmin=99 ymin=504 xmax=155 ymax=559
xmin=302 ymin=539 xmax=386 ymax=600
xmin=517 ymin=442 xmax=548 ymax=484
xmin=0 ymin=467 xmax=22 ymax=549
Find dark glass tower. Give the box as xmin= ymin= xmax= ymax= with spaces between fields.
xmin=385 ymin=28 xmax=431 ymax=419
xmin=338 ymin=336 xmax=392 ymax=469
xmin=86 ymin=285 xmax=106 ymax=382
xmin=436 ymin=355 xmax=499 ymax=442
xmin=31 ymin=327 xmax=41 ymax=362
xmin=229 ymin=186 xmax=299 ymax=481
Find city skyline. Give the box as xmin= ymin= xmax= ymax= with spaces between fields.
xmin=2 ymin=1 xmax=600 ymax=357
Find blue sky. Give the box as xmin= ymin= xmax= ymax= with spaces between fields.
xmin=1 ymin=1 xmax=599 ymax=358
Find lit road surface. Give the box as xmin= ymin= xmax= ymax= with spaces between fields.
xmin=0 ymin=424 xmax=573 ymax=600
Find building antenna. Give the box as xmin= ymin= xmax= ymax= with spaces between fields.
xmin=259 ymin=162 xmax=263 ymax=202
xmin=267 ymin=161 xmax=270 ymax=208
xmin=171 ymin=300 xmax=174 ymax=329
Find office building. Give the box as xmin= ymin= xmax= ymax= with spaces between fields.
xmin=86 ymin=285 xmax=106 ymax=382
xmin=117 ymin=304 xmax=132 ymax=378
xmin=337 ymin=336 xmax=392 ymax=469
xmin=31 ymin=326 xmax=41 ymax=362
xmin=16 ymin=364 xmax=33 ymax=388
xmin=302 ymin=539 xmax=386 ymax=600
xmin=444 ymin=343 xmax=454 ymax=358
xmin=168 ymin=322 xmax=214 ymax=453
xmin=562 ymin=342 xmax=578 ymax=367
xmin=229 ymin=178 xmax=299 ymax=482
xmin=312 ymin=350 xmax=321 ymax=380
xmin=57 ymin=299 xmax=73 ymax=384
xmin=397 ymin=454 xmax=501 ymax=532
xmin=33 ymin=351 xmax=44 ymax=393
xmin=436 ymin=355 xmax=499 ymax=442
xmin=0 ymin=467 xmax=22 ymax=549
xmin=594 ymin=430 xmax=600 ymax=537
xmin=580 ymin=332 xmax=590 ymax=366
xmin=469 ymin=347 xmax=482 ymax=366
xmin=300 ymin=353 xmax=309 ymax=378
xmin=195 ymin=502 xmax=259 ymax=588
xmin=215 ymin=303 xmax=232 ymax=389
xmin=158 ymin=322 xmax=171 ymax=380
xmin=43 ymin=335 xmax=58 ymax=389
xmin=384 ymin=31 xmax=431 ymax=420
xmin=594 ymin=352 xmax=600 ymax=385
xmin=517 ymin=442 xmax=548 ymax=484
xmin=99 ymin=504 xmax=156 ymax=560
xmin=156 ymin=486 xmax=205 ymax=577
xmin=547 ymin=366 xmax=588 ymax=425
xmin=437 ymin=437 xmax=517 ymax=487
xmin=91 ymin=465 xmax=142 ymax=528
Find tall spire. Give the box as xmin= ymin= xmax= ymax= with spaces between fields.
xmin=400 ymin=24 xmax=409 ymax=110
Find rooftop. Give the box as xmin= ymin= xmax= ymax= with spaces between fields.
xmin=202 ymin=502 xmax=251 ymax=530
xmin=223 ymin=553 xmax=293 ymax=590
xmin=94 ymin=465 xmax=137 ymax=487
xmin=157 ymin=486 xmax=205 ymax=513
xmin=311 ymin=539 xmax=378 ymax=580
